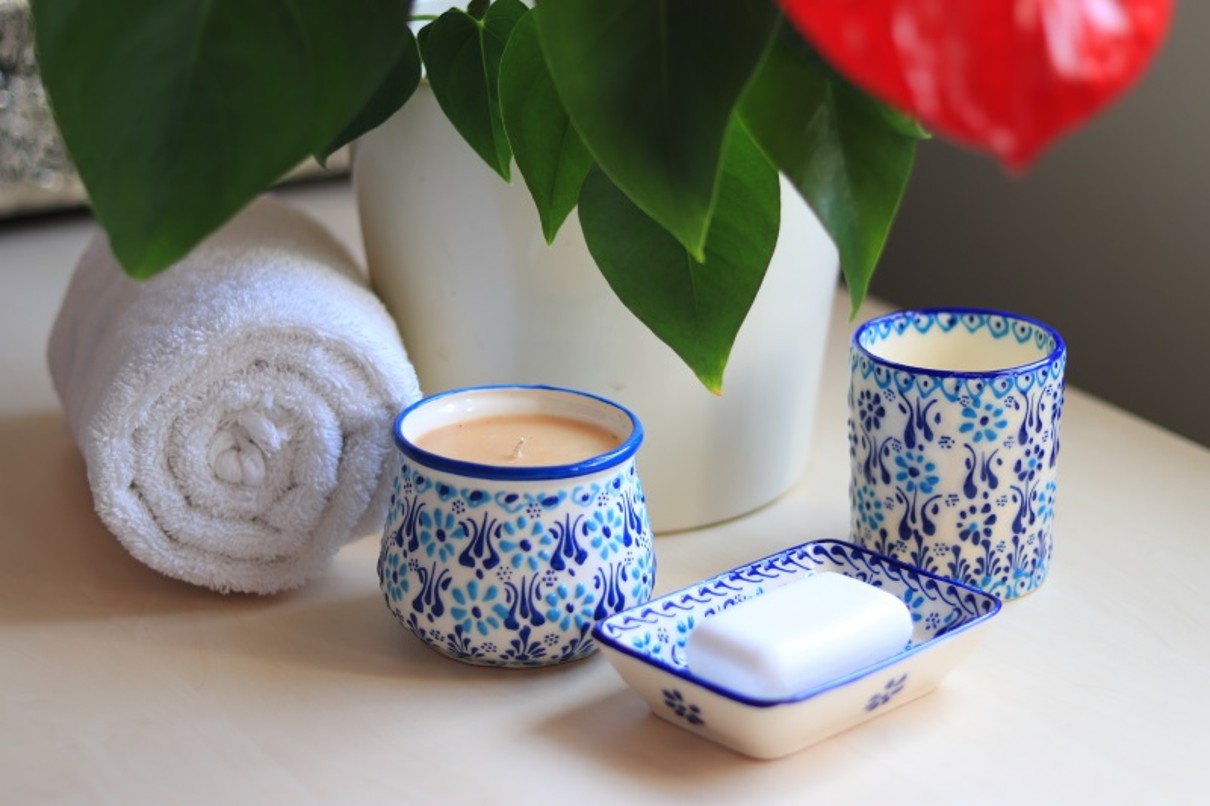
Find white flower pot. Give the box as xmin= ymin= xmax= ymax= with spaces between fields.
xmin=354 ymin=85 xmax=839 ymax=532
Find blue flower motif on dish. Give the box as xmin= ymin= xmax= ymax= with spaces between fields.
xmin=585 ymin=506 xmax=625 ymax=560
xmin=450 ymin=580 xmax=508 ymax=637
xmin=1013 ymin=440 xmax=1046 ymax=484
xmin=865 ymin=674 xmax=908 ymax=712
xmin=956 ymin=501 xmax=997 ymax=543
xmin=627 ymin=548 xmax=656 ymax=603
xmin=630 ymin=629 xmax=660 ymax=657
xmin=545 ymin=582 xmax=597 ymax=632
xmin=901 ymin=589 xmax=925 ymax=622
xmin=856 ymin=389 xmax=886 ymax=432
xmin=1033 ymin=480 xmax=1057 ymax=524
xmin=895 ymin=451 xmax=940 ymax=495
xmin=853 ymin=484 xmax=886 ymax=533
xmin=416 ymin=506 xmax=462 ymax=562
xmin=498 ymin=516 xmax=551 ymax=572
xmin=663 ymin=689 xmax=705 ymax=726
xmin=670 ymin=616 xmax=697 ymax=665
xmin=959 ymin=399 xmax=1008 ymax=444
xmin=380 ymin=549 xmax=408 ymax=609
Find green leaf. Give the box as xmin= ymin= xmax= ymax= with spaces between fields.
xmin=315 ymin=24 xmax=422 ymax=166
xmin=31 ymin=0 xmax=411 ymax=279
xmin=499 ymin=12 xmax=593 ymax=243
xmin=877 ymin=104 xmax=932 ymax=141
xmin=482 ymin=0 xmax=526 ymax=40
xmin=739 ymin=23 xmax=916 ymax=315
xmin=578 ymin=120 xmax=779 ymax=393
xmin=418 ymin=0 xmax=527 ymax=180
xmin=536 ymin=0 xmax=778 ymax=261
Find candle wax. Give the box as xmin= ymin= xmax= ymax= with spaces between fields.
xmin=414 ymin=413 xmax=623 ymax=467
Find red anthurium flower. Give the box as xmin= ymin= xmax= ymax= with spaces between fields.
xmin=778 ymin=0 xmax=1174 ymax=168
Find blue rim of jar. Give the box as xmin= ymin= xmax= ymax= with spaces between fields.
xmin=852 ymin=307 xmax=1066 ymax=378
xmin=393 ymin=384 xmax=644 ymax=481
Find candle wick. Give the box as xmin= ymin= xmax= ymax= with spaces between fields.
xmin=511 ymin=437 xmax=526 ymax=460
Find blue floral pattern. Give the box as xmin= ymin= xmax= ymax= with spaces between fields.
xmin=849 ymin=309 xmax=1065 ymax=600
xmin=415 ymin=506 xmax=461 ymax=562
xmin=449 ymin=580 xmax=506 ymax=637
xmin=663 ymin=689 xmax=705 ymax=726
xmin=865 ymin=674 xmax=908 ymax=711
xmin=595 ymin=540 xmax=999 ymax=714
xmin=894 ymin=451 xmax=940 ymax=494
xmin=959 ymin=400 xmax=1008 ymax=444
xmin=379 ymin=457 xmax=655 ymax=667
xmin=545 ymin=582 xmax=597 ymax=632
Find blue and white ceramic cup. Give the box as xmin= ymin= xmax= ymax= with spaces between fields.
xmin=378 ymin=385 xmax=655 ymax=666
xmin=848 ymin=309 xmax=1066 ymax=600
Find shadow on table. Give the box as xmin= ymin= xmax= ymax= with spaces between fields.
xmin=223 ymin=588 xmax=487 ymax=680
xmin=0 ymin=412 xmax=277 ymax=623
xmin=535 ymin=687 xmax=754 ymax=785
xmin=536 ymin=682 xmax=963 ymax=792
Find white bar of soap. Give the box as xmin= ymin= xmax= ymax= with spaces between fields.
xmin=684 ymin=571 xmax=913 ymax=699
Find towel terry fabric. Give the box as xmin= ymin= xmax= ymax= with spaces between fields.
xmin=47 ymin=196 xmax=422 ymax=593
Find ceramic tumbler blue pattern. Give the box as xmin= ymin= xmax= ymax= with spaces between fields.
xmin=848 ymin=309 xmax=1066 ymax=600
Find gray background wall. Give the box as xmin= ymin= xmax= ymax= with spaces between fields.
xmin=868 ymin=2 xmax=1209 ymax=447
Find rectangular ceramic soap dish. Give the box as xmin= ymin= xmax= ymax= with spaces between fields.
xmin=592 ymin=539 xmax=1001 ymax=759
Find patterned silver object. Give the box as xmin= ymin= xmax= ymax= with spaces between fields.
xmin=0 ymin=0 xmax=84 ymax=216
xmin=0 ymin=0 xmax=347 ymax=219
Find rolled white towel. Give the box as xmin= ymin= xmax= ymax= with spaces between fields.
xmin=47 ymin=196 xmax=422 ymax=594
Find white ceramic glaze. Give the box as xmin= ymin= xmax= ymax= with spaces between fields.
xmin=354 ymin=84 xmax=839 ymax=531
xmin=379 ymin=386 xmax=655 ymax=666
xmin=593 ymin=539 xmax=1000 ymax=759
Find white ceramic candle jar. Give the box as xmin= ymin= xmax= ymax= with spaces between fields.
xmin=849 ymin=309 xmax=1066 ymax=600
xmin=379 ymin=385 xmax=655 ymax=666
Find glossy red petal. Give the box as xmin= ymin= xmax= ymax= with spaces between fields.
xmin=778 ymin=0 xmax=1173 ymax=168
